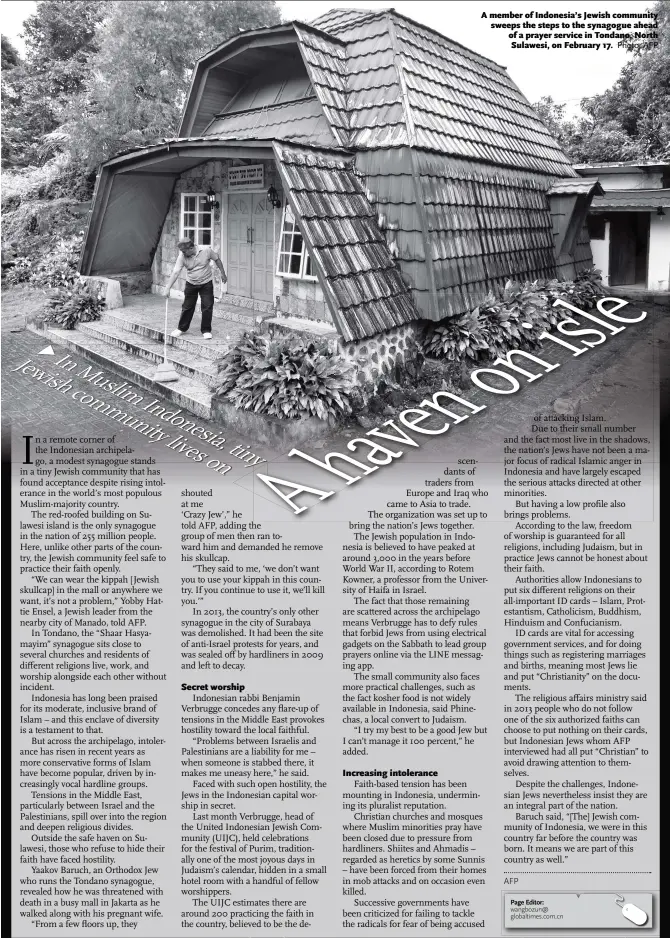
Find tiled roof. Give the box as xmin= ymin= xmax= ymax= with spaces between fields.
xmin=590 ymin=189 xmax=670 ymax=210
xmin=89 ymin=10 xmax=589 ymax=329
xmin=305 ymin=9 xmax=573 ymax=175
xmin=294 ymin=25 xmax=349 ymax=146
xmin=273 ymin=142 xmax=418 ymax=342
xmin=414 ymin=152 xmax=558 ymax=317
xmin=547 ymin=178 xmax=604 ymax=196
xmin=204 ymin=98 xmax=337 ymax=147
xmin=309 ymin=8 xmax=383 ymax=33
xmin=354 ymin=148 xmax=431 ymax=317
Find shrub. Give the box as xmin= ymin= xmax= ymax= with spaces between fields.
xmin=44 ymin=279 xmax=104 ymax=330
xmin=3 ymin=255 xmax=33 ymax=285
xmin=422 ymin=308 xmax=489 ymax=361
xmin=30 ymin=235 xmax=83 ymax=287
xmin=566 ymin=266 xmax=609 ymax=309
xmin=1 ymin=158 xmax=93 ymax=209
xmin=216 ymin=332 xmax=355 ymax=421
xmin=1 ymin=160 xmax=90 ymax=291
xmin=424 ymin=270 xmax=607 ymax=362
xmin=216 ymin=332 xmax=270 ymax=395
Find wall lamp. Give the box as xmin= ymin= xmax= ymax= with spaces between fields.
xmin=267 ymin=185 xmax=282 ymax=209
xmin=657 ymin=206 xmax=666 ymax=216
xmin=206 ymin=188 xmax=219 ymax=210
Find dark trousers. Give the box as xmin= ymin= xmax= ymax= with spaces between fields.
xmin=178 ymin=280 xmax=214 ymax=333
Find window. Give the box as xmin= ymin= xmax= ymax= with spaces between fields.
xmin=277 ymin=204 xmax=316 ymax=279
xmin=180 ymin=194 xmax=212 ymax=246
xmin=276 ymin=77 xmax=313 ymax=105
xmin=587 ymin=214 xmax=606 ymax=240
xmin=226 ymin=62 xmax=315 ymax=113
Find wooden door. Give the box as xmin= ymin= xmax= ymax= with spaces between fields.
xmin=227 ymin=195 xmax=252 ymax=297
xmin=609 ymin=214 xmax=640 ymax=286
xmin=251 ymin=193 xmax=276 ymax=302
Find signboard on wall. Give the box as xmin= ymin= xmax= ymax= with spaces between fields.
xmin=228 ymin=164 xmax=264 ymax=190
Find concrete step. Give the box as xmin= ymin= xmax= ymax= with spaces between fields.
xmin=100 ymin=309 xmax=233 ymax=362
xmin=218 ymin=301 xmax=274 ymax=326
xmin=216 ymin=292 xmax=275 ymax=316
xmin=79 ymin=319 xmax=220 ymax=386
xmin=34 ymin=324 xmax=214 ymax=420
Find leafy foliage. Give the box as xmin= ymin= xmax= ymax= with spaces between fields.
xmin=1 ymin=2 xmax=108 ymax=169
xmin=2 ymin=0 xmax=280 ymax=185
xmin=31 ymin=235 xmax=84 ymax=287
xmin=423 ymin=308 xmax=488 ymax=361
xmin=1 ymin=35 xmax=20 ymax=69
xmin=44 ymin=278 xmax=104 ymax=329
xmin=217 ymin=332 xmax=269 ymax=394
xmin=216 ymin=332 xmax=355 ymax=421
xmin=4 ymin=255 xmax=34 ymax=285
xmin=3 ymin=232 xmax=83 ymax=287
xmin=1 ymin=194 xmax=87 ymax=282
xmin=533 ymin=1 xmax=670 ymax=162
xmin=423 ymin=270 xmax=608 ymax=362
xmin=55 ymin=0 xmax=281 ymax=172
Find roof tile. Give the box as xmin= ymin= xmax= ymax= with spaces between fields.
xmin=273 ymin=141 xmax=419 ymax=341
xmin=304 ymin=9 xmax=574 ymax=174
xmin=590 ymin=188 xmax=670 ymax=210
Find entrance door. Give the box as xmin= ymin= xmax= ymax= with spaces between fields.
xmin=609 ymin=213 xmax=650 ymax=286
xmin=251 ymin=193 xmax=275 ymax=302
xmin=226 ymin=193 xmax=276 ymax=302
xmin=227 ymin=195 xmax=252 ymax=297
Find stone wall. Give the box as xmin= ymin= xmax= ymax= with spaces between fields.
xmin=339 ymin=321 xmax=423 ymax=388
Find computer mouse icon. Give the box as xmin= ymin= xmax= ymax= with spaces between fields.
xmin=621 ymin=903 xmax=648 ymax=926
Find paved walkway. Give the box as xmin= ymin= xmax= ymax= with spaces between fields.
xmin=1 ymin=329 xmax=278 ymax=481
xmin=2 ymin=295 xmax=668 ymax=469
xmin=445 ymin=306 xmax=669 ymax=459
xmin=121 ymin=293 xmax=255 ymax=351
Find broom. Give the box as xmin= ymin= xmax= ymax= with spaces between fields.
xmin=153 ymin=297 xmax=180 ymax=383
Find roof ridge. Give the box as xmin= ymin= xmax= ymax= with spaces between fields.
xmin=385 ymin=13 xmax=415 ymax=148
xmin=309 ymin=7 xmax=390 ymax=29
xmin=288 ymin=19 xmax=347 ymax=45
xmin=312 ymin=6 xmax=508 ymax=72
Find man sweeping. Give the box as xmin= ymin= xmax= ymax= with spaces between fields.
xmin=163 ymin=238 xmax=227 ymax=339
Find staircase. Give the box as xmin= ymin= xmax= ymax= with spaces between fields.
xmin=34 ymin=293 xmax=274 ymax=420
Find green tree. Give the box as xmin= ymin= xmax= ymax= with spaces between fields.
xmin=1 ymin=35 xmax=21 ymax=68
xmin=56 ymin=0 xmax=281 ymax=172
xmin=2 ymin=37 xmax=22 ymax=165
xmin=1 ymin=1 xmax=108 ymax=168
xmin=534 ymin=1 xmax=670 ymax=163
xmin=533 ymin=97 xmax=576 ymax=154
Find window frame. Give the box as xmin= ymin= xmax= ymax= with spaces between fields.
xmin=180 ymin=192 xmax=214 ymax=248
xmin=276 ymin=203 xmax=317 ymax=281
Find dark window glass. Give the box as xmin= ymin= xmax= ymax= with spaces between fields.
xmin=587 ymin=215 xmax=606 ymax=240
